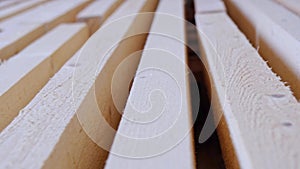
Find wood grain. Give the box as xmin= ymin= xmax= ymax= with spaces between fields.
xmin=0 ymin=0 xmax=90 ymax=60
xmin=0 ymin=0 xmax=158 ymax=168
xmin=0 ymin=23 xmax=88 ymax=131
xmin=105 ymin=0 xmax=195 ymax=168
xmin=77 ymin=0 xmax=123 ymax=34
xmin=224 ymin=0 xmax=300 ymax=100
xmin=196 ymin=12 xmax=300 ymax=169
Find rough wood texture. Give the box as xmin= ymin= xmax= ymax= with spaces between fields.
xmin=77 ymin=0 xmax=123 ymax=34
xmin=224 ymin=0 xmax=300 ymax=100
xmin=249 ymin=0 xmax=300 ymax=41
xmin=105 ymin=0 xmax=195 ymax=168
xmin=275 ymin=0 xmax=300 ymax=16
xmin=0 ymin=23 xmax=88 ymax=132
xmin=196 ymin=12 xmax=300 ymax=169
xmin=194 ymin=0 xmax=226 ymax=14
xmin=0 ymin=0 xmax=45 ymax=22
xmin=0 ymin=0 xmax=158 ymax=168
xmin=0 ymin=0 xmax=90 ymax=61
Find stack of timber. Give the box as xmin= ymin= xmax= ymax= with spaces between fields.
xmin=195 ymin=0 xmax=300 ymax=168
xmin=0 ymin=0 xmax=299 ymax=169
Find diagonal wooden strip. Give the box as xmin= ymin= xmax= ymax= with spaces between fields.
xmin=196 ymin=12 xmax=300 ymax=169
xmin=105 ymin=0 xmax=195 ymax=168
xmin=0 ymin=0 xmax=90 ymax=61
xmin=77 ymin=0 xmax=123 ymax=34
xmin=0 ymin=0 xmax=22 ymax=10
xmin=0 ymin=0 xmax=45 ymax=22
xmin=0 ymin=0 xmax=158 ymax=168
xmin=274 ymin=0 xmax=300 ymax=16
xmin=248 ymin=0 xmax=300 ymax=41
xmin=224 ymin=0 xmax=300 ymax=100
xmin=194 ymin=0 xmax=226 ymax=14
xmin=0 ymin=23 xmax=88 ymax=132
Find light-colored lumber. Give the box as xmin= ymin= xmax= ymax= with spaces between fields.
xmin=196 ymin=12 xmax=300 ymax=169
xmin=0 ymin=0 xmax=22 ymax=10
xmin=224 ymin=0 xmax=300 ymax=100
xmin=0 ymin=0 xmax=90 ymax=61
xmin=194 ymin=0 xmax=226 ymax=14
xmin=0 ymin=23 xmax=88 ymax=131
xmin=249 ymin=0 xmax=300 ymax=41
xmin=0 ymin=0 xmax=45 ymax=22
xmin=0 ymin=0 xmax=158 ymax=168
xmin=77 ymin=0 xmax=123 ymax=34
xmin=105 ymin=0 xmax=195 ymax=168
xmin=275 ymin=0 xmax=300 ymax=16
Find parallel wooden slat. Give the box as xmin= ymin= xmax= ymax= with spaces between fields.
xmin=194 ymin=0 xmax=226 ymax=14
xmin=0 ymin=0 xmax=158 ymax=168
xmin=224 ymin=0 xmax=300 ymax=100
xmin=105 ymin=0 xmax=195 ymax=168
xmin=0 ymin=0 xmax=90 ymax=61
xmin=77 ymin=0 xmax=123 ymax=34
xmin=0 ymin=23 xmax=89 ymax=131
xmin=275 ymin=0 xmax=300 ymax=16
xmin=196 ymin=12 xmax=300 ymax=169
xmin=0 ymin=0 xmax=45 ymax=22
xmin=249 ymin=0 xmax=300 ymax=41
xmin=0 ymin=0 xmax=22 ymax=10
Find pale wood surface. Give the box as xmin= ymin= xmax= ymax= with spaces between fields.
xmin=275 ymin=0 xmax=300 ymax=16
xmin=196 ymin=12 xmax=300 ymax=169
xmin=224 ymin=0 xmax=300 ymax=100
xmin=105 ymin=0 xmax=195 ymax=168
xmin=0 ymin=0 xmax=158 ymax=168
xmin=77 ymin=0 xmax=123 ymax=34
xmin=0 ymin=23 xmax=88 ymax=131
xmin=194 ymin=0 xmax=226 ymax=14
xmin=0 ymin=0 xmax=45 ymax=22
xmin=0 ymin=0 xmax=90 ymax=60
xmin=0 ymin=0 xmax=22 ymax=10
xmin=249 ymin=0 xmax=300 ymax=41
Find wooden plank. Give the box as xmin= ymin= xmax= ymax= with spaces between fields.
xmin=0 ymin=23 xmax=89 ymax=131
xmin=77 ymin=0 xmax=123 ymax=34
xmin=275 ymin=0 xmax=300 ymax=16
xmin=0 ymin=0 xmax=158 ymax=168
xmin=194 ymin=0 xmax=226 ymax=14
xmin=0 ymin=0 xmax=45 ymax=22
xmin=0 ymin=0 xmax=22 ymax=10
xmin=105 ymin=0 xmax=195 ymax=168
xmin=224 ymin=0 xmax=300 ymax=100
xmin=249 ymin=0 xmax=300 ymax=41
xmin=196 ymin=12 xmax=300 ymax=169
xmin=0 ymin=0 xmax=90 ymax=61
